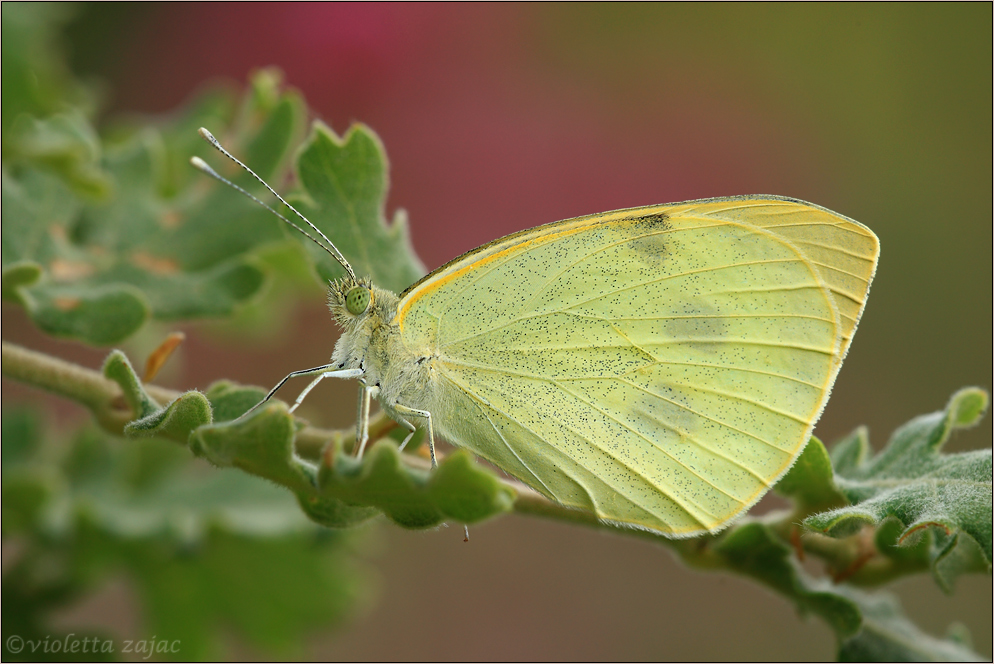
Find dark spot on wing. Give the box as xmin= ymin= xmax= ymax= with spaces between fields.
xmin=627 ymin=212 xmax=672 ymax=269
xmin=633 ymin=212 xmax=671 ymax=228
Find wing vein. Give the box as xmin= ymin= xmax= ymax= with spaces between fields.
xmin=442 ymin=354 xmax=829 ymax=388
xmin=551 ymin=379 xmax=745 ymax=509
xmin=443 ymin=368 xmax=720 ymax=526
xmin=613 ymin=374 xmax=812 ymax=425
xmin=475 ymin=398 xmax=559 ymax=499
xmin=611 ymin=376 xmax=799 ymax=452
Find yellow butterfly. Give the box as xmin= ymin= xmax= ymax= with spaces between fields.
xmin=193 ymin=129 xmax=879 ymax=538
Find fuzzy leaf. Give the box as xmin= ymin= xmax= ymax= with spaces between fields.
xmin=871 ymin=516 xmax=933 ymax=571
xmin=289 ymin=122 xmax=426 ymax=293
xmin=714 ymin=522 xmax=863 ymax=638
xmin=828 ymin=426 xmax=871 ymax=476
xmin=835 ymin=586 xmax=984 ymax=661
xmin=102 ymin=349 xmax=159 ymax=416
xmin=2 ymin=72 xmax=304 ymax=345
xmin=204 ymin=380 xmax=267 ymax=423
xmin=775 ymin=436 xmax=848 ymax=514
xmin=297 ymin=492 xmax=381 ymax=530
xmin=103 ymin=342 xmax=213 ymax=443
xmin=318 ymin=441 xmax=516 ymax=529
xmin=6 ymin=111 xmax=113 ymax=197
xmin=806 ymin=388 xmax=992 ymax=591
xmin=1 ymin=407 xmax=370 ymax=660
xmin=124 ymin=392 xmax=213 ymax=441
xmin=190 ymin=403 xmax=316 ymax=496
xmin=190 ymin=403 xmax=515 ymax=530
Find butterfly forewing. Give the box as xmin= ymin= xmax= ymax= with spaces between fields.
xmin=397 ymin=196 xmax=878 ymax=536
xmin=684 ymin=199 xmax=880 ymax=376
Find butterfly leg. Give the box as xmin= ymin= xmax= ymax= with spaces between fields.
xmin=392 ymin=403 xmax=436 ymax=469
xmin=238 ymin=364 xmax=364 ymax=420
xmin=354 ymin=384 xmax=374 ymax=460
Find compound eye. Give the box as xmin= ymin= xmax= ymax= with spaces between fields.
xmin=345 ymin=286 xmax=371 ymax=315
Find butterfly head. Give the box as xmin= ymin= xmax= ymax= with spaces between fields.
xmin=328 ymin=276 xmax=378 ymax=327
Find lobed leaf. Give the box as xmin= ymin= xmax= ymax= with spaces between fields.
xmin=834 ymin=586 xmax=984 ymax=662
xmin=2 ymin=71 xmax=304 ymax=345
xmin=190 ymin=403 xmax=316 ymax=496
xmin=203 ymin=380 xmax=268 ymax=423
xmin=317 ymin=441 xmax=516 ymax=529
xmin=289 ymin=121 xmax=426 ymax=293
xmin=102 ymin=349 xmax=159 ymax=417
xmin=124 ymin=392 xmax=213 ymax=442
xmin=190 ymin=399 xmax=515 ymax=531
xmin=714 ymin=522 xmax=863 ymax=638
xmin=1 ymin=406 xmax=370 ymax=659
xmin=775 ymin=436 xmax=848 ymax=514
xmin=806 ymin=388 xmax=992 ymax=591
xmin=6 ymin=111 xmax=113 ymax=197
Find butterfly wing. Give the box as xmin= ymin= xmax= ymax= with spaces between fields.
xmin=397 ymin=196 xmax=879 ymax=537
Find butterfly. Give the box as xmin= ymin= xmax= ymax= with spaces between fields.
xmin=193 ymin=128 xmax=879 ymax=538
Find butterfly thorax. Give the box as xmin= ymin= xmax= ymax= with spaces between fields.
xmin=329 ymin=282 xmax=437 ymax=411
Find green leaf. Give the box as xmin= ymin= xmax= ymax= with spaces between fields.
xmin=2 ymin=406 xmax=374 ymax=660
xmin=297 ymin=492 xmax=381 ymax=530
xmin=775 ymin=436 xmax=848 ymax=514
xmin=806 ymin=388 xmax=992 ymax=591
xmin=6 ymin=111 xmax=113 ymax=198
xmin=190 ymin=403 xmax=316 ymax=495
xmin=318 ymin=441 xmax=516 ymax=529
xmin=190 ymin=402 xmax=516 ymax=530
xmin=125 ymin=392 xmax=213 ymax=441
xmin=835 ymin=586 xmax=985 ymax=661
xmin=1 ymin=4 xmax=92 ymax=136
xmin=2 ymin=167 xmax=152 ymax=344
xmin=116 ymin=527 xmax=370 ymax=659
xmin=102 ymin=350 xmax=158 ymax=417
xmin=871 ymin=516 xmax=932 ymax=572
xmin=3 ymin=71 xmax=306 ymax=345
xmin=428 ymin=449 xmax=517 ymax=523
xmin=828 ymin=426 xmax=871 ymax=476
xmin=289 ymin=121 xmax=426 ymax=293
xmin=713 ymin=522 xmax=863 ymax=638
xmin=101 ymin=338 xmax=214 ymax=444
xmin=1 ymin=261 xmax=43 ymax=302
xmin=204 ymin=380 xmax=267 ymax=423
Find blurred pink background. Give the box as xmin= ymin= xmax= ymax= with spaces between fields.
xmin=5 ymin=3 xmax=990 ymax=659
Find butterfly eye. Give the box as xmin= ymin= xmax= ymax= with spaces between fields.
xmin=345 ymin=286 xmax=371 ymax=315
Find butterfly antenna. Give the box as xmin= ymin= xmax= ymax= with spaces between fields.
xmin=192 ymin=128 xmax=357 ymax=281
xmin=190 ymin=156 xmax=347 ymax=273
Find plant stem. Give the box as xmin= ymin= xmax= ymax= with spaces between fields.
xmin=1 ymin=340 xmax=347 ymax=453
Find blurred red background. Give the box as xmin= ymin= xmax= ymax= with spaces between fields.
xmin=5 ymin=3 xmax=991 ymax=659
